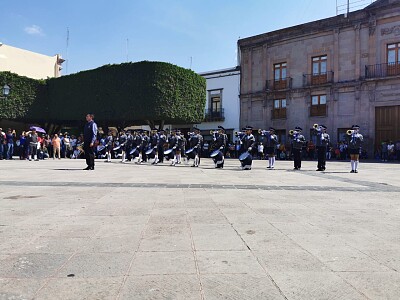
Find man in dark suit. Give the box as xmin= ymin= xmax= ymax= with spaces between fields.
xmin=83 ymin=113 xmax=98 ymax=170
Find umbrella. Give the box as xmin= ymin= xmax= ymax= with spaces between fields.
xmin=30 ymin=126 xmax=46 ymax=134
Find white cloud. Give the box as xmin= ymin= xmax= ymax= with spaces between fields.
xmin=24 ymin=25 xmax=44 ymax=36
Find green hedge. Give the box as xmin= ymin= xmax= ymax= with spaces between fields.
xmin=46 ymin=61 xmax=206 ymax=125
xmin=0 ymin=71 xmax=46 ymax=121
xmin=1 ymin=61 xmax=206 ymax=127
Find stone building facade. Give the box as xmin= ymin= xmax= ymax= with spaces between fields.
xmin=196 ymin=67 xmax=240 ymax=142
xmin=0 ymin=43 xmax=64 ymax=79
xmin=238 ymin=0 xmax=400 ymax=155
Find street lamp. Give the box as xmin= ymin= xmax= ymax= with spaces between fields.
xmin=2 ymin=84 xmax=10 ymax=97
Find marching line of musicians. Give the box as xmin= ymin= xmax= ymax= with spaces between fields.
xmin=96 ymin=124 xmax=363 ymax=173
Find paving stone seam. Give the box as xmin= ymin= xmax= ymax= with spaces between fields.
xmin=208 ymin=194 xmax=290 ymax=300
xmin=184 ymin=194 xmax=206 ymax=300
xmin=1 ymin=180 xmax=398 ymax=192
xmin=348 ymin=246 xmax=399 ymax=273
xmin=114 ymin=197 xmax=157 ymax=300
xmin=32 ymin=252 xmax=78 ymax=298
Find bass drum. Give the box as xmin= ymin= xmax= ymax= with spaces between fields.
xmin=185 ymin=148 xmax=196 ymax=159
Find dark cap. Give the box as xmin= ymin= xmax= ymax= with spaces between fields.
xmin=269 ymin=127 xmax=275 ymax=132
xmin=352 ymin=125 xmax=360 ymax=129
xmin=218 ymin=126 xmax=225 ymax=131
xmin=295 ymin=126 xmax=302 ymax=131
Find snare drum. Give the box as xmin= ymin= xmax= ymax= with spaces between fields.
xmin=185 ymin=148 xmax=196 ymax=159
xmin=239 ymin=152 xmax=250 ymax=161
xmin=210 ymin=150 xmax=220 ymax=158
xmin=97 ymin=145 xmax=106 ymax=152
xmin=130 ymin=148 xmax=139 ymax=158
xmin=239 ymin=151 xmax=252 ymax=168
xmin=163 ymin=148 xmax=174 ymax=160
xmin=164 ymin=148 xmax=173 ymax=155
xmin=145 ymin=148 xmax=156 ymax=159
xmin=145 ymin=148 xmax=154 ymax=155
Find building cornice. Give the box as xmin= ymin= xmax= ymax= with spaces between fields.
xmin=238 ymin=1 xmax=400 ymax=49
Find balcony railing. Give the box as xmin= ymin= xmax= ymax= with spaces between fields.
xmin=266 ymin=77 xmax=292 ymax=91
xmin=303 ymin=71 xmax=334 ymax=86
xmin=365 ymin=62 xmax=400 ymax=78
xmin=204 ymin=108 xmax=225 ymax=122
xmin=271 ymin=108 xmax=287 ymax=119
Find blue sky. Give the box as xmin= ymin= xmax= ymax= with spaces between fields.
xmin=0 ymin=0 xmax=374 ymax=75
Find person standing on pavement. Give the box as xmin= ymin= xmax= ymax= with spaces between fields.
xmin=83 ymin=113 xmax=98 ymax=170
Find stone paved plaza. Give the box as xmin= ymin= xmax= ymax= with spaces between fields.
xmin=0 ymin=158 xmax=399 ymax=300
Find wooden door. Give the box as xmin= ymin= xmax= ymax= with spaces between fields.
xmin=375 ymin=106 xmax=400 ymax=148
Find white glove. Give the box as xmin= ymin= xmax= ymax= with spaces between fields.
xmin=173 ymin=146 xmax=176 ymax=149
xmin=248 ymin=147 xmax=252 ymax=152
xmin=219 ymin=146 xmax=224 ymax=150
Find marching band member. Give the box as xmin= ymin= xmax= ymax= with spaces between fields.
xmin=261 ymin=127 xmax=278 ymax=169
xmin=289 ymin=127 xmax=306 ymax=170
xmin=141 ymin=131 xmax=150 ymax=163
xmin=149 ymin=129 xmax=159 ymax=164
xmin=188 ymin=127 xmax=203 ymax=167
xmin=133 ymin=130 xmax=143 ymax=163
xmin=239 ymin=126 xmax=256 ymax=170
xmin=312 ymin=124 xmax=330 ymax=171
xmin=347 ymin=125 xmax=363 ymax=173
xmin=118 ymin=130 xmax=127 ymax=163
xmin=104 ymin=131 xmax=114 ymax=162
xmin=210 ymin=126 xmax=227 ymax=168
xmin=168 ymin=129 xmax=183 ymax=166
xmin=157 ymin=129 xmax=167 ymax=164
xmin=125 ymin=130 xmax=134 ymax=162
xmin=238 ymin=127 xmax=246 ymax=156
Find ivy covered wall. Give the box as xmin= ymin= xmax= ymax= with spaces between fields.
xmin=0 ymin=71 xmax=46 ymax=121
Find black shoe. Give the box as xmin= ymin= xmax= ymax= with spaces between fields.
xmin=350 ymin=170 xmax=355 ymax=173
xmin=316 ymin=169 xmax=322 ymax=171
xmin=354 ymin=170 xmax=358 ymax=173
xmin=83 ymin=166 xmax=91 ymax=170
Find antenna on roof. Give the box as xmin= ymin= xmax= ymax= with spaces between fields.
xmin=126 ymin=38 xmax=129 ymax=62
xmin=336 ymin=0 xmax=376 ymax=16
xmin=66 ymin=27 xmax=69 ymax=75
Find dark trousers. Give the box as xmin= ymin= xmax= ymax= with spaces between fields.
xmin=317 ymin=146 xmax=327 ymax=170
xmin=141 ymin=147 xmax=147 ymax=162
xmin=157 ymin=146 xmax=164 ymax=162
xmin=84 ymin=144 xmax=95 ymax=168
xmin=293 ymin=148 xmax=302 ymax=169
